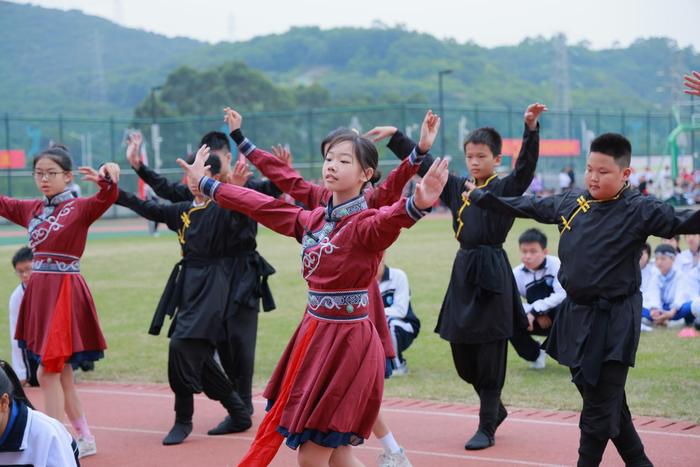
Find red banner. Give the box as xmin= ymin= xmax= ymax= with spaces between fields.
xmin=503 ymin=139 xmax=580 ymax=157
xmin=0 ymin=150 xmax=26 ymax=169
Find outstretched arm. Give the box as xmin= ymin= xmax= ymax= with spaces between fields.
xmin=0 ymin=196 xmax=37 ymax=228
xmin=225 ymin=106 xmax=327 ymax=207
xmin=500 ymin=103 xmax=546 ymax=196
xmin=368 ymin=110 xmax=440 ymax=207
xmin=469 ymin=187 xmax=564 ymax=225
xmin=642 ymin=197 xmax=700 ymax=238
xmin=116 ymin=189 xmax=179 ymax=230
xmin=77 ymin=163 xmax=120 ymax=224
xmin=178 ymin=144 xmax=309 ymax=240
xmin=356 ymin=158 xmax=449 ymax=251
xmin=125 ymin=132 xmax=193 ymax=202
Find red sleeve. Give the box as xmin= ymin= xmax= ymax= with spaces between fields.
xmin=211 ymin=181 xmax=309 ymax=241
xmin=246 ymin=147 xmax=329 ymax=209
xmin=368 ymin=157 xmax=420 ymax=208
xmin=0 ymin=196 xmax=39 ymax=228
xmin=81 ymin=178 xmax=119 ymax=224
xmin=354 ymin=196 xmax=426 ymax=252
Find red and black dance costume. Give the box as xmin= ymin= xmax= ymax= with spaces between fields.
xmin=231 ymin=128 xmax=425 ymax=375
xmin=0 ymin=179 xmax=118 ymax=373
xmin=195 ymin=173 xmax=429 ymax=465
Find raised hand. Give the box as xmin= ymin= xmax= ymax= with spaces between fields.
xmin=99 ymin=162 xmax=121 ymax=183
xmin=524 ymin=103 xmax=548 ymax=130
xmin=413 ymin=157 xmax=449 ymax=210
xmin=230 ymin=155 xmax=253 ymax=186
xmin=223 ymin=107 xmax=243 ymax=132
xmin=78 ymin=166 xmax=100 ymax=184
xmin=684 ymin=71 xmax=700 ymax=96
xmin=418 ymin=109 xmax=441 ymax=153
xmin=176 ymin=145 xmax=210 ymax=184
xmin=271 ymin=144 xmax=293 ymax=166
xmin=364 ymin=126 xmax=398 ymax=143
xmin=126 ymin=132 xmax=143 ymax=169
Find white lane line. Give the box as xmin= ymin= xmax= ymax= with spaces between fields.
xmin=89 ymin=425 xmax=567 ymax=466
xmin=77 ymin=389 xmax=700 ymax=440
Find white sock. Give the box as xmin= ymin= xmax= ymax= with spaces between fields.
xmin=379 ymin=432 xmax=401 ymax=453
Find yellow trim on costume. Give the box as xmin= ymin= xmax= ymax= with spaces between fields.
xmin=455 ymin=173 xmax=499 ymax=239
xmin=177 ymin=200 xmax=211 ymax=245
xmin=558 ymin=184 xmax=629 ymax=236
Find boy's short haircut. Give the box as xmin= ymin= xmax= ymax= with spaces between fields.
xmin=463 ymin=127 xmax=502 ymax=157
xmin=518 ymin=228 xmax=547 ymax=248
xmin=654 ymin=243 xmax=677 ymax=258
xmin=590 ymin=133 xmax=632 ymax=168
xmin=11 ymin=247 xmax=33 ymax=268
xmin=200 ymin=131 xmax=231 ymax=152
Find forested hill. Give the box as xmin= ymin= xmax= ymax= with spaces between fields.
xmin=1 ymin=0 xmax=696 ymax=117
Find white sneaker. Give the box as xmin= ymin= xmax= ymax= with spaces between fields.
xmin=392 ymin=362 xmax=408 ymax=376
xmin=640 ymin=322 xmax=654 ymax=332
xmin=667 ymin=319 xmax=685 ymax=329
xmin=77 ymin=436 xmax=97 ymax=458
xmin=378 ymin=448 xmax=412 ymax=467
xmin=642 ymin=317 xmax=654 ymax=327
xmin=530 ymin=349 xmax=547 ymax=369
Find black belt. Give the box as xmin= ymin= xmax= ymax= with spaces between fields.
xmin=458 ymin=244 xmax=505 ymax=296
xmin=571 ymin=295 xmax=630 ymax=386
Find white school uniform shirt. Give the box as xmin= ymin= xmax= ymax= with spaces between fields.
xmin=646 ymin=266 xmax=684 ymax=310
xmin=8 ymin=284 xmax=27 ymax=381
xmin=512 ymin=255 xmax=566 ymax=314
xmin=674 ymin=249 xmax=698 ymax=273
xmin=673 ymin=265 xmax=700 ymax=308
xmin=378 ymin=267 xmax=411 ymax=321
xmin=640 ymin=263 xmax=657 ymax=309
xmin=0 ymin=406 xmax=78 ymax=466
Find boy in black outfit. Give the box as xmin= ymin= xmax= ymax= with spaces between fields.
xmin=468 ymin=133 xmax=700 ymax=466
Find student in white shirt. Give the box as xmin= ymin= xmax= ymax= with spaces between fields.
xmin=639 ymin=243 xmax=655 ymax=332
xmin=674 ymin=234 xmax=700 ymax=272
xmin=511 ymin=229 xmax=566 ymax=369
xmin=643 ymin=244 xmax=696 ymax=327
xmin=0 ymin=360 xmax=79 ymax=466
xmin=7 ymin=247 xmax=38 ymax=387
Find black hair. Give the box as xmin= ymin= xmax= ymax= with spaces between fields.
xmin=11 ymin=246 xmax=33 ymax=268
xmin=642 ymin=242 xmax=651 ymax=257
xmin=320 ymin=128 xmax=356 ymax=156
xmin=200 ymin=131 xmax=231 ymax=152
xmin=33 ymin=144 xmax=73 ymax=171
xmin=205 ymin=155 xmax=222 ymax=176
xmin=323 ymin=129 xmax=379 ymax=186
xmin=0 ymin=360 xmax=34 ymax=410
xmin=655 ymin=243 xmax=677 ymax=257
xmin=590 ymin=133 xmax=632 ymax=168
xmin=463 ymin=127 xmax=502 ymax=156
xmin=518 ymin=228 xmax=547 ymax=248
xmin=185 ymin=154 xmax=222 ymax=176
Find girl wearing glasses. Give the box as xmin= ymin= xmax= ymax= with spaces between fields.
xmin=0 ymin=144 xmax=119 ymax=459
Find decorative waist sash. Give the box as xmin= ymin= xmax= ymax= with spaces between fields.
xmin=306 ymin=289 xmax=369 ymax=322
xmin=32 ymin=253 xmax=80 ymax=274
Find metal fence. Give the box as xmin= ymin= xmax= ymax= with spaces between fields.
xmin=2 ymin=103 xmax=698 ymax=203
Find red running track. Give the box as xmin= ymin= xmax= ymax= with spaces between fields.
xmin=25 ymin=382 xmax=700 ymax=466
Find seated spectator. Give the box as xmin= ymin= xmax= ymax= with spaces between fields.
xmin=643 ymin=244 xmax=696 ymax=328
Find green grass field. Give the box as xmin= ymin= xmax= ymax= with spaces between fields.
xmin=1 ymin=217 xmax=698 ymax=422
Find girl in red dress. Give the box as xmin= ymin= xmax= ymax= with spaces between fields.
xmin=0 ymin=145 xmax=119 ymax=458
xmin=178 ymin=114 xmax=448 ymax=466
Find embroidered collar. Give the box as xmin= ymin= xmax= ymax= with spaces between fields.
xmin=42 ymin=190 xmax=75 ymax=207
xmin=325 ymin=195 xmax=367 ymax=222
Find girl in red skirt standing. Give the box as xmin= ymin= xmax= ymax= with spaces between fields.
xmin=0 ymin=145 xmax=119 ymax=458
xmin=178 ymin=112 xmax=448 ymax=466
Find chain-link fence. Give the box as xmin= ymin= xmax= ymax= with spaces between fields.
xmin=1 ymin=103 xmax=698 ymax=207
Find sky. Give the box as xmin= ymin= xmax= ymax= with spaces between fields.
xmin=10 ymin=0 xmax=700 ymax=50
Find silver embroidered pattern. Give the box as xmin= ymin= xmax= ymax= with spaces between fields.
xmin=28 ymin=201 xmax=76 ymax=248
xmin=32 ymin=258 xmax=81 ymax=273
xmin=307 ymin=291 xmax=369 ymax=311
